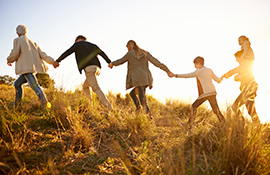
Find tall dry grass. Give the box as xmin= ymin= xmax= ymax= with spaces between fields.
xmin=0 ymin=84 xmax=269 ymax=175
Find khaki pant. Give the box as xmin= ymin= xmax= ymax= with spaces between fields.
xmin=83 ymin=65 xmax=112 ymax=110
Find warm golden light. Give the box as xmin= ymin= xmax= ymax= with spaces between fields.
xmin=47 ymin=102 xmax=52 ymax=109
xmin=254 ymin=62 xmax=270 ymax=124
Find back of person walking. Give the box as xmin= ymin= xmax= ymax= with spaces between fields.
xmin=7 ymin=25 xmax=57 ymax=108
xmin=109 ymin=40 xmax=172 ymax=117
xmin=221 ymin=36 xmax=259 ymax=123
xmin=170 ymin=56 xmax=225 ymax=125
xmin=55 ymin=35 xmax=113 ymax=110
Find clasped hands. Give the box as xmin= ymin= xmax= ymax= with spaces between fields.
xmin=108 ymin=62 xmax=113 ymax=69
xmin=53 ymin=61 xmax=60 ymax=68
xmin=167 ymin=71 xmax=175 ymax=78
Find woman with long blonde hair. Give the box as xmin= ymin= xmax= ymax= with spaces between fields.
xmin=109 ymin=40 xmax=173 ymax=117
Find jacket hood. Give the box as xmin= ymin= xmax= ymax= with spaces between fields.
xmin=130 ymin=49 xmax=147 ymax=60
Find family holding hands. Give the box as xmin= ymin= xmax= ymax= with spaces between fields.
xmin=6 ymin=25 xmax=260 ymax=125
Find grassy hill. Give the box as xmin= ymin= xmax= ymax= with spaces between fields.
xmin=0 ymin=84 xmax=269 ymax=175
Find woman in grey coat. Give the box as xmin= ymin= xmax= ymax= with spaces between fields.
xmin=109 ymin=40 xmax=173 ymax=116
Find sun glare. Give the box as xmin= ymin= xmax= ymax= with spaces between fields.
xmin=254 ymin=62 xmax=270 ymax=124
xmin=47 ymin=102 xmax=52 ymax=109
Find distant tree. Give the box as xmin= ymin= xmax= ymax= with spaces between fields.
xmin=0 ymin=74 xmax=55 ymax=89
xmin=0 ymin=75 xmax=16 ymax=85
xmin=36 ymin=73 xmax=55 ymax=89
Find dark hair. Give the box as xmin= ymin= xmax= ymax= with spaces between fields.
xmin=193 ymin=56 xmax=204 ymax=65
xmin=75 ymin=35 xmax=87 ymax=42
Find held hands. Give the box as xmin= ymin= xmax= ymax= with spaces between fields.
xmin=53 ymin=61 xmax=60 ymax=68
xmin=108 ymin=62 xmax=113 ymax=69
xmin=167 ymin=71 xmax=175 ymax=78
xmin=220 ymin=74 xmax=226 ymax=81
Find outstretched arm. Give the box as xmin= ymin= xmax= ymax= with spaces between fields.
xmin=148 ymin=53 xmax=170 ymax=72
xmin=56 ymin=44 xmax=76 ymax=63
xmin=111 ymin=52 xmax=129 ymax=67
xmin=175 ymin=69 xmax=198 ymax=78
xmin=36 ymin=43 xmax=55 ymax=65
xmin=97 ymin=46 xmax=111 ymax=64
xmin=211 ymin=70 xmax=222 ymax=83
xmin=221 ymin=66 xmax=239 ymax=80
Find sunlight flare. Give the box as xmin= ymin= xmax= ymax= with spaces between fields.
xmin=47 ymin=102 xmax=51 ymax=109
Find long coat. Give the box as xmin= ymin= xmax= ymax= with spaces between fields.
xmin=7 ymin=35 xmax=54 ymax=75
xmin=112 ymin=49 xmax=170 ymax=90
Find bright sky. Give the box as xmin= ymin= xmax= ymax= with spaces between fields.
xmin=1 ymin=0 xmax=270 ymax=122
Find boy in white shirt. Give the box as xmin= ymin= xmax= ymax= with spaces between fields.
xmin=169 ymin=56 xmax=225 ymax=125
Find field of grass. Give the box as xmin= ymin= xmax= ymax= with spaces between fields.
xmin=0 ymin=84 xmax=270 ymax=175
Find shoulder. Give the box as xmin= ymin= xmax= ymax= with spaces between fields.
xmin=127 ymin=50 xmax=136 ymax=56
xmin=85 ymin=42 xmax=99 ymax=49
xmin=85 ymin=41 xmax=97 ymax=46
xmin=14 ymin=36 xmax=28 ymax=45
xmin=14 ymin=36 xmax=24 ymax=42
xmin=199 ymin=66 xmax=213 ymax=74
xmin=205 ymin=67 xmax=214 ymax=73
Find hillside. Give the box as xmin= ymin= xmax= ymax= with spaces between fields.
xmin=0 ymin=84 xmax=269 ymax=175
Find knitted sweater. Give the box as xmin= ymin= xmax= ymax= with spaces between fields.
xmin=175 ymin=66 xmax=221 ymax=99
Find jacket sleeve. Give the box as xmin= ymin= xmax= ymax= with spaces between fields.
xmin=36 ymin=43 xmax=55 ymax=64
xmin=97 ymin=46 xmax=111 ymax=63
xmin=112 ymin=52 xmax=129 ymax=66
xmin=175 ymin=70 xmax=198 ymax=78
xmin=148 ymin=53 xmax=170 ymax=72
xmin=211 ymin=69 xmax=221 ymax=83
xmin=56 ymin=44 xmax=76 ymax=62
xmin=7 ymin=38 xmax=20 ymax=63
xmin=223 ymin=66 xmax=239 ymax=78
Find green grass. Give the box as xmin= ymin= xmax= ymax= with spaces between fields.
xmin=0 ymin=84 xmax=269 ymax=175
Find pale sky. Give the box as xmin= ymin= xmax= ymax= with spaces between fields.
xmin=1 ymin=0 xmax=270 ymax=122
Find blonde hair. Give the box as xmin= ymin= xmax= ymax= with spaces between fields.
xmin=239 ymin=35 xmax=251 ymax=45
xmin=127 ymin=40 xmax=146 ymax=58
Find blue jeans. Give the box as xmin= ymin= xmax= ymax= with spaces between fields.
xmin=14 ymin=73 xmax=48 ymax=106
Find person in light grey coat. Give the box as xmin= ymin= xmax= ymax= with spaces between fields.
xmin=109 ymin=40 xmax=173 ymax=116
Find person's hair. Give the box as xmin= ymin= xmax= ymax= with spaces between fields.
xmin=75 ymin=35 xmax=87 ymax=42
xmin=239 ymin=35 xmax=251 ymax=45
xmin=193 ymin=56 xmax=204 ymax=65
xmin=16 ymin=25 xmax=27 ymax=35
xmin=127 ymin=40 xmax=146 ymax=58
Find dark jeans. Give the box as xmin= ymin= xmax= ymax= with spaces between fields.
xmin=14 ymin=73 xmax=48 ymax=106
xmin=191 ymin=95 xmax=225 ymax=122
xmin=130 ymin=86 xmax=151 ymax=115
